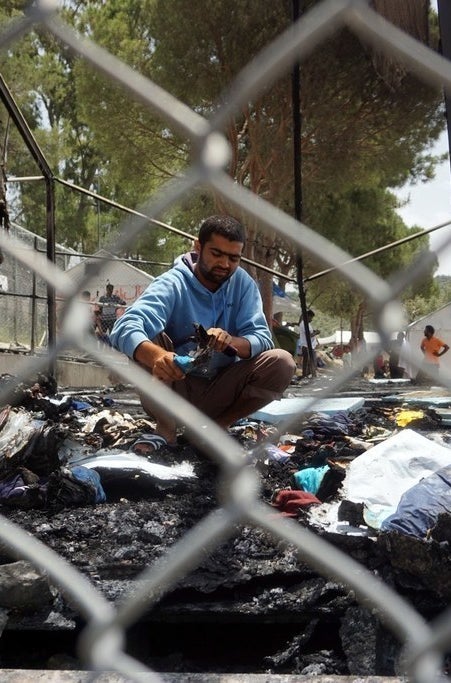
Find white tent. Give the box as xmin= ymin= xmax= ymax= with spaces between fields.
xmin=318 ymin=330 xmax=383 ymax=348
xmin=64 ymin=250 xmax=154 ymax=306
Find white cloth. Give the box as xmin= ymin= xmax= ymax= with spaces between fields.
xmin=298 ymin=322 xmax=318 ymax=349
xmin=399 ymin=339 xmax=414 ymax=379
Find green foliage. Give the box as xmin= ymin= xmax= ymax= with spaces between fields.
xmin=147 ymin=0 xmax=444 ymax=328
xmin=404 ymin=275 xmax=450 ymax=323
xmin=0 ymin=0 xmax=446 ymax=327
xmin=303 ymin=186 xmax=438 ymax=323
xmin=0 ymin=6 xmax=107 ymax=249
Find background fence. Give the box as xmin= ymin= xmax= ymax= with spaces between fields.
xmin=0 ymin=221 xmax=170 ymax=351
xmin=0 ymin=222 xmax=75 ymax=350
xmin=1 ymin=0 xmax=451 ymax=681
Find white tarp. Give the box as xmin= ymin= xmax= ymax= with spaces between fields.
xmin=308 ymin=429 xmax=451 ymax=533
xmin=250 ymin=396 xmax=365 ymax=424
xmin=76 ymin=450 xmax=196 ymax=481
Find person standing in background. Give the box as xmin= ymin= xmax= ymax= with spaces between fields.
xmin=96 ymin=283 xmax=126 ymax=337
xmin=389 ymin=331 xmax=406 ymax=378
xmin=399 ymin=331 xmax=414 ymax=379
xmin=419 ymin=325 xmax=449 ymax=382
xmin=80 ymin=290 xmax=97 ymax=338
xmin=297 ymin=309 xmax=320 ymax=378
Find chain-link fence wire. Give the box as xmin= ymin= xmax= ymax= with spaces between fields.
xmin=0 ymin=222 xmax=77 ymax=349
xmin=0 ymin=219 xmax=171 ymax=352
xmin=0 ymin=0 xmax=451 ymax=680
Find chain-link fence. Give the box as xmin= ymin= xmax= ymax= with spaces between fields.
xmin=0 ymin=220 xmax=171 ymax=353
xmin=0 ymin=222 xmax=76 ymax=350
xmin=1 ymin=0 xmax=451 ymax=680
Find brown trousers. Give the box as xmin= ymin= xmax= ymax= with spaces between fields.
xmin=144 ymin=333 xmax=296 ymax=422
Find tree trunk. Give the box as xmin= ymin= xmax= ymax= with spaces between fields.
xmin=350 ymin=300 xmax=367 ymax=365
xmin=260 ymin=271 xmax=274 ymax=329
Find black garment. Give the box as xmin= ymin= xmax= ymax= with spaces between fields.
xmin=388 ymin=340 xmax=404 ymax=379
xmin=98 ymin=293 xmax=126 ymax=335
xmin=301 ymin=346 xmax=316 ymax=377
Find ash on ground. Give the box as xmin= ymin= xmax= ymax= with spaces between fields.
xmin=0 ymin=372 xmax=449 ymax=676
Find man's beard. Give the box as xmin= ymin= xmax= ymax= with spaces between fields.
xmin=197 ymin=259 xmax=231 ymax=285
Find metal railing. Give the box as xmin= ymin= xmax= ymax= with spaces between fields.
xmin=1 ymin=1 xmax=451 ymax=681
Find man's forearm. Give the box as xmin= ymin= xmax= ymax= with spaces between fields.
xmin=133 ymin=340 xmax=166 ymax=370
xmin=230 ymin=336 xmax=251 ymax=359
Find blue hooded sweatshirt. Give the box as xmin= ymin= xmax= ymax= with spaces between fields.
xmin=109 ymin=251 xmax=274 ymax=378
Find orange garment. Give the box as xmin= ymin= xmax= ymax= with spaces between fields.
xmin=421 ymin=336 xmax=445 ymax=365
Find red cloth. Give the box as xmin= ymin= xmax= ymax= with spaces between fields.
xmin=272 ymin=489 xmax=321 ymax=517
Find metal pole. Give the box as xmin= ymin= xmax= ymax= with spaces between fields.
xmin=13 ymin=251 xmax=18 ymax=345
xmin=46 ymin=177 xmax=57 ymax=378
xmin=96 ymin=174 xmax=101 ymax=249
xmin=0 ymin=74 xmax=57 ymax=379
xmin=292 ymin=0 xmax=316 ymax=377
xmin=31 ymin=236 xmax=37 ymax=353
xmin=437 ymin=0 xmax=451 ymax=177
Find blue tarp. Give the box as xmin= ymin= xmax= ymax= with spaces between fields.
xmin=70 ymin=465 xmax=106 ymax=503
xmin=381 ymin=464 xmax=451 ymax=539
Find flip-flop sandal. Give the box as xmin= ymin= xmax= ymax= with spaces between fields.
xmin=131 ymin=434 xmax=170 ymax=455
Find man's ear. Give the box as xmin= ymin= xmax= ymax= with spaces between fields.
xmin=193 ymin=239 xmax=201 ymax=253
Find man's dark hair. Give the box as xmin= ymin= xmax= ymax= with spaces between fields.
xmin=106 ymin=283 xmax=114 ymax=290
xmin=198 ymin=215 xmax=245 ymax=246
xmin=298 ymin=309 xmax=314 ymax=326
xmin=425 ymin=324 xmax=435 ymax=335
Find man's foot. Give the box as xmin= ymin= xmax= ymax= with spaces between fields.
xmin=131 ymin=433 xmax=177 ymax=455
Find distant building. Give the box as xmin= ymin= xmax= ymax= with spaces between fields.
xmin=64 ymin=249 xmax=154 ymax=306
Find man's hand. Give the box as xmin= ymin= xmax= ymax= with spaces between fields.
xmin=206 ymin=327 xmax=234 ymax=352
xmin=153 ymin=351 xmax=187 ymax=381
xmin=206 ymin=327 xmax=250 ymax=358
xmin=134 ymin=341 xmax=185 ymax=382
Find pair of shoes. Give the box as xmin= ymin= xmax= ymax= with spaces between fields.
xmin=131 ymin=433 xmax=175 ymax=455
